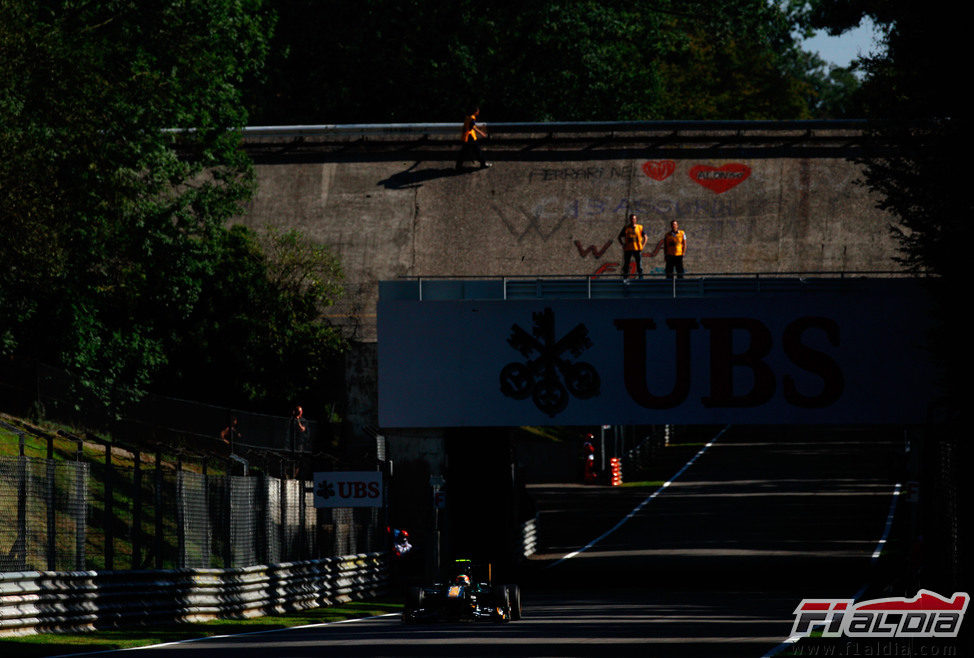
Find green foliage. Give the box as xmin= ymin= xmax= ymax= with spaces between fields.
xmin=800 ymin=1 xmax=968 ymax=279
xmin=0 ymin=1 xmax=344 ymax=420
xmin=152 ymin=225 xmax=346 ymax=413
xmin=246 ymin=0 xmax=847 ymax=123
xmin=800 ymin=2 xmax=968 ymax=420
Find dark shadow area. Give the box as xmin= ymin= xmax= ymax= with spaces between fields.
xmin=377 ymin=163 xmax=463 ymax=190
xmin=514 ymin=426 xmax=912 ymax=598
xmin=445 ymin=428 xmax=519 ymax=583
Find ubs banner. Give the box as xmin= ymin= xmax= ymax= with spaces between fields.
xmin=378 ymin=282 xmax=936 ymax=427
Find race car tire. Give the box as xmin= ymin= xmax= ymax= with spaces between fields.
xmin=492 ymin=585 xmax=510 ymax=622
xmin=407 ymin=586 xmax=424 ymax=609
xmin=506 ymin=584 xmax=522 ymax=621
xmin=402 ymin=586 xmax=424 ymax=623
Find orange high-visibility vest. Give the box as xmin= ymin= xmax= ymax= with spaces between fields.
xmin=462 ymin=115 xmax=478 ymax=142
xmin=619 ymin=224 xmax=646 ymax=252
xmin=664 ymin=230 xmax=687 ymax=256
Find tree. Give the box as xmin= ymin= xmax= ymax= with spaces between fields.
xmin=152 ymin=225 xmax=346 ymax=415
xmin=245 ymin=0 xmax=836 ymax=123
xmin=798 ymin=0 xmax=971 ymax=595
xmin=0 ymin=1 xmax=273 ymax=419
xmin=800 ymin=0 xmax=969 ymax=338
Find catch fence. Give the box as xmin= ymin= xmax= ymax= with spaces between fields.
xmin=0 ymin=455 xmax=381 ymax=574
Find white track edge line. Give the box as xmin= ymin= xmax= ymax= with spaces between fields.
xmin=49 ymin=613 xmax=400 ymax=656
xmin=761 ymin=481 xmax=903 ymax=658
xmin=547 ymin=424 xmax=730 ymax=569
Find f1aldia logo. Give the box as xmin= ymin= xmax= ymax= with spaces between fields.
xmin=499 ymin=307 xmax=600 ymax=416
xmin=791 ymin=590 xmax=968 ymax=639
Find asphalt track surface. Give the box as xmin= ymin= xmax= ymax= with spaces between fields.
xmin=99 ymin=426 xmax=907 ymax=657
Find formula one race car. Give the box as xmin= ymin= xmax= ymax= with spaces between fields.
xmin=401 ymin=559 xmax=522 ymax=624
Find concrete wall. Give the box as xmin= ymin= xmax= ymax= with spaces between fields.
xmin=233 ymin=123 xmax=903 ymax=430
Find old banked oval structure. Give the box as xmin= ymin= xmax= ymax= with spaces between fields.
xmin=233 ymin=121 xmax=931 ymax=430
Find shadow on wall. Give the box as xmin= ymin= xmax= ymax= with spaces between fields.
xmin=377 ymin=162 xmax=478 ymax=190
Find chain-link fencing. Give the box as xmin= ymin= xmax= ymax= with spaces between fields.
xmin=0 ymin=457 xmax=88 ymax=572
xmin=0 ymin=456 xmax=381 ymax=573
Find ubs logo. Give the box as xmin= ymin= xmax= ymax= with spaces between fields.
xmin=500 ymin=308 xmax=600 ymax=416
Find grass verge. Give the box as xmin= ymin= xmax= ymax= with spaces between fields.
xmin=0 ymin=599 xmax=403 ymax=657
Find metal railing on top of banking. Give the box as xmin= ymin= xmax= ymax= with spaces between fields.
xmin=241 ymin=119 xmax=869 ymax=139
xmin=381 ymin=272 xmax=921 ymax=302
xmin=235 ymin=119 xmax=902 ymax=160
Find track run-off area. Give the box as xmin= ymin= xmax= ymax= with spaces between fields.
xmin=81 ymin=425 xmax=915 ymax=657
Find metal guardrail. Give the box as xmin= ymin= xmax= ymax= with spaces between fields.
xmin=237 ymin=120 xmax=890 ymax=160
xmin=241 ymin=119 xmax=870 ymax=139
xmin=381 ymin=273 xmax=922 ymax=303
xmin=0 ymin=552 xmax=388 ymax=636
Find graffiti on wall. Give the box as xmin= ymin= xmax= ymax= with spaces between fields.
xmin=642 ymin=160 xmax=753 ymax=193
xmin=563 ymin=197 xmax=740 ymax=219
xmin=527 ymin=166 xmax=631 ymax=182
xmin=591 ymin=160 xmax=751 ymax=275
xmin=642 ymin=160 xmax=675 ymax=181
xmin=495 ymin=161 xmax=754 ymax=274
xmin=526 ymin=161 xmax=753 ymax=193
xmin=687 ymin=163 xmax=751 ymax=194
xmin=491 ymin=198 xmax=571 ymax=243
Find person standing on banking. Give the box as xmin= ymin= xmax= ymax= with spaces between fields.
xmin=657 ymin=220 xmax=687 ymax=278
xmin=617 ymin=213 xmax=647 ymax=281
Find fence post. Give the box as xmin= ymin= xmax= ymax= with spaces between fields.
xmin=46 ymin=458 xmax=55 ymax=570
xmin=132 ymin=450 xmax=142 ymax=569
xmin=154 ymin=450 xmax=163 ymax=569
xmin=280 ymin=459 xmax=288 ymax=561
xmin=298 ymin=475 xmax=307 ymax=561
xmin=257 ymin=471 xmax=267 ymax=564
xmin=104 ymin=441 xmax=114 ymax=570
xmin=75 ymin=439 xmax=85 ymax=570
xmin=14 ymin=434 xmax=27 ymax=570
xmin=45 ymin=431 xmax=56 ymax=569
xmin=223 ymin=465 xmax=232 ymax=567
xmin=176 ymin=455 xmax=185 ymax=568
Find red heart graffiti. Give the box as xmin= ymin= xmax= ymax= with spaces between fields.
xmin=642 ymin=160 xmax=676 ymax=181
xmin=689 ymin=163 xmax=751 ymax=194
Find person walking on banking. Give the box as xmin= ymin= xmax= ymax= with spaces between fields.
xmin=655 ymin=220 xmax=688 ymax=278
xmin=456 ymin=106 xmax=491 ymax=170
xmin=617 ymin=213 xmax=647 ymax=281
